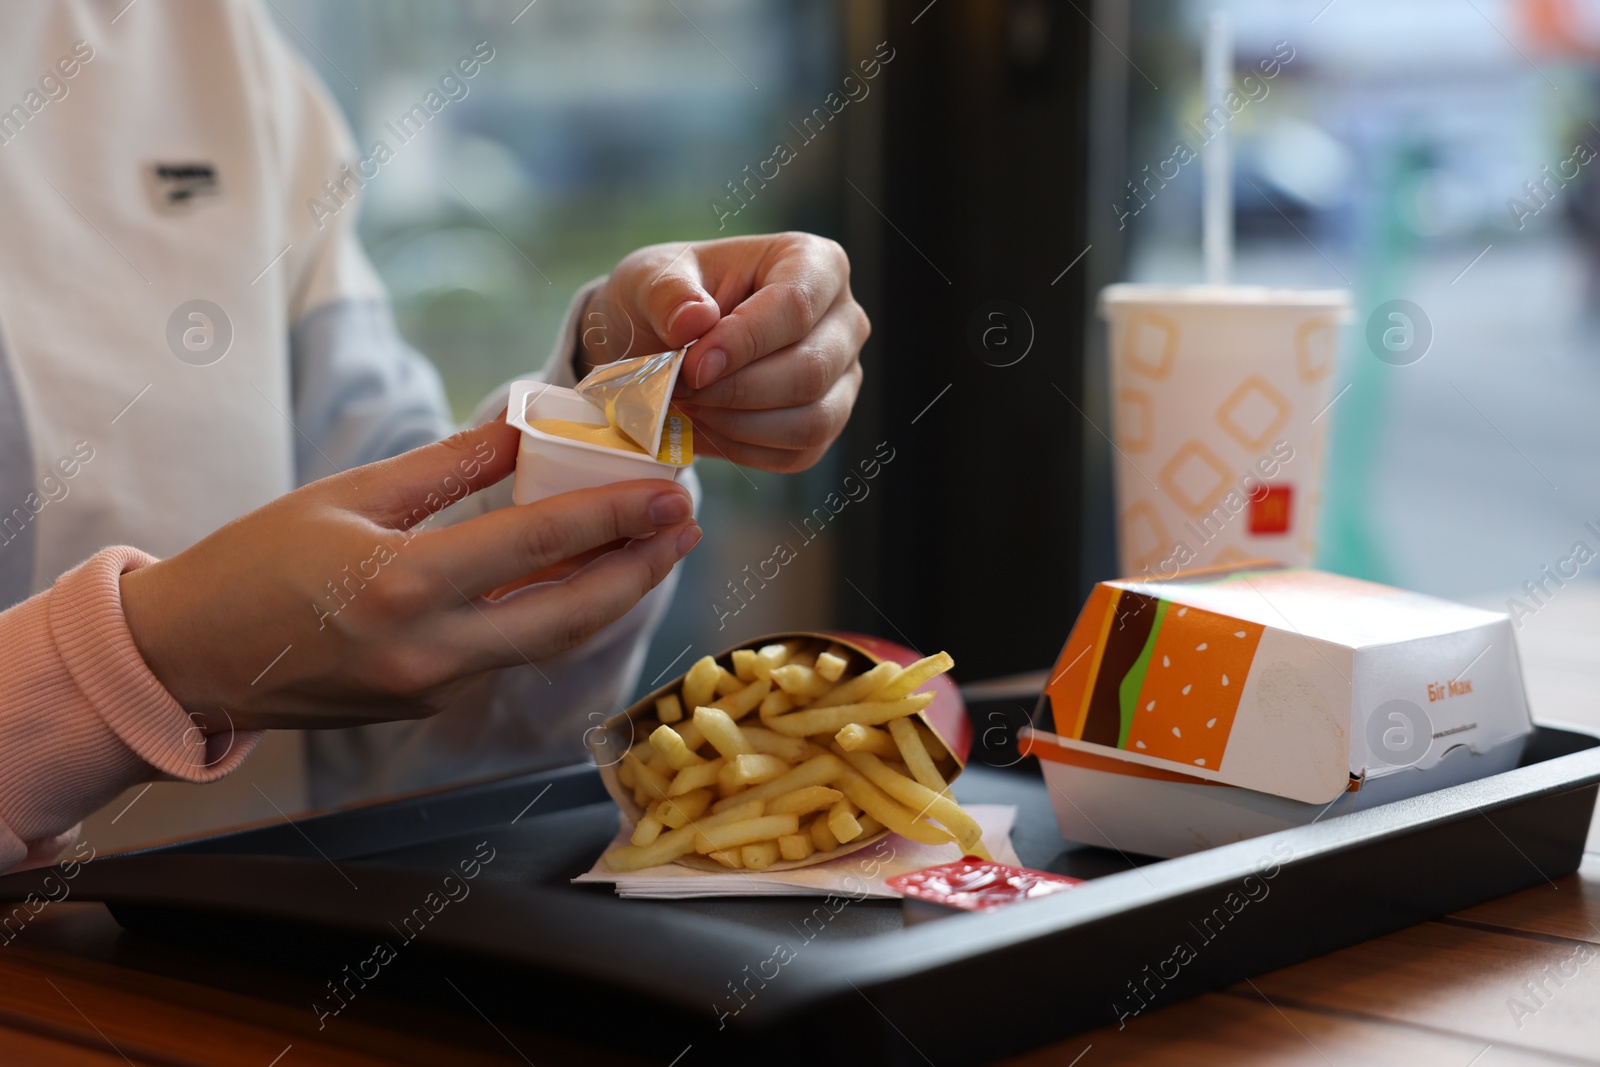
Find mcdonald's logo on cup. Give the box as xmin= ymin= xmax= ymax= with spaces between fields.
xmin=1248 ymin=484 xmax=1293 ymax=536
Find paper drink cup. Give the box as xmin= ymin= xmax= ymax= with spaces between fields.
xmin=1099 ymin=285 xmax=1351 ymax=578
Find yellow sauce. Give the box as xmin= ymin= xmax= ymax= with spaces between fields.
xmin=529 ymin=417 xmax=647 ymax=455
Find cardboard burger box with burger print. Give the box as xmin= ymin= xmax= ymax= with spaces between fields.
xmin=1019 ymin=561 xmax=1534 ymax=858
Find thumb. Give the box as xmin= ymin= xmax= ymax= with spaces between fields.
xmin=345 ymin=419 xmax=521 ymax=529
xmin=638 ymin=247 xmax=721 ymax=349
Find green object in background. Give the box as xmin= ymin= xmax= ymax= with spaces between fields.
xmin=1116 ymin=599 xmax=1169 ymax=749
xmin=1318 ymin=143 xmax=1429 ymax=584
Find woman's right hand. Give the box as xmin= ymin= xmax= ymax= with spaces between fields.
xmin=118 ymin=419 xmax=700 ymax=732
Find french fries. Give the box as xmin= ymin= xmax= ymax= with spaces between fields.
xmin=832 ymin=760 xmax=955 ymax=847
xmin=710 ymin=753 xmax=844 ymax=813
xmin=731 ymin=649 xmax=759 ymax=681
xmin=807 ymin=661 xmax=900 ymax=709
xmin=772 ymin=664 xmax=831 ymax=699
xmin=727 ymin=753 xmax=790 ymax=787
xmin=667 ymin=758 xmax=724 ymax=796
xmin=630 ymin=814 xmax=663 ymax=846
xmin=695 ymin=706 xmax=753 ymax=757
xmin=837 ymin=747 xmax=989 ymax=860
xmin=654 ymin=789 xmax=712 ymax=829
xmin=810 ymin=814 xmax=839 ymax=852
xmin=694 ymin=814 xmax=800 ymax=854
xmin=815 ymin=650 xmax=848 ymax=682
xmin=601 ymin=638 xmax=975 ymax=872
xmin=740 ymin=726 xmax=812 ymax=762
xmin=650 ymin=724 xmax=704 ymax=770
xmin=768 ymin=785 xmax=842 ymax=816
xmin=827 ymin=801 xmax=863 ymax=844
xmin=624 ymin=752 xmax=672 ymax=804
xmin=779 ymin=833 xmax=815 ymax=861
xmin=759 ymin=689 xmax=796 ymax=720
xmin=835 ymin=722 xmax=901 ymax=758
xmin=710 ymin=677 xmax=772 ymax=721
xmin=874 ymin=652 xmax=955 ymax=701
xmin=602 ymin=798 xmax=763 ymax=871
xmin=713 ymin=665 xmax=744 ymax=696
xmin=888 ymin=717 xmax=949 ymax=793
xmin=763 ymin=694 xmax=934 ymax=738
xmin=682 ymin=656 xmax=722 ymax=711
xmin=754 ymin=643 xmax=789 ymax=680
xmin=742 ymin=841 xmax=780 ymax=870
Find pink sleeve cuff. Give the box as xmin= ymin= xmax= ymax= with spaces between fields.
xmin=0 ymin=547 xmax=263 ymax=871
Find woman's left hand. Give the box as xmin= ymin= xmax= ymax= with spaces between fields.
xmin=580 ymin=232 xmax=870 ymax=473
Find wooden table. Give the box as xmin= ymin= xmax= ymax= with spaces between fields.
xmin=4 ymin=589 xmax=1599 ymax=1065
xmin=1008 ymin=858 xmax=1600 ymax=1065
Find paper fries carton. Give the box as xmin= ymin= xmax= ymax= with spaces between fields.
xmin=588 ymin=632 xmax=971 ymax=871
xmin=1020 ymin=562 xmax=1533 ymax=858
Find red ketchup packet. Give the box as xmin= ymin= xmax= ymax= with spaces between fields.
xmin=888 ymin=858 xmax=1081 ymax=923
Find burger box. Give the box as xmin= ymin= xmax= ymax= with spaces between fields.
xmin=585 ymin=631 xmax=973 ymax=870
xmin=1019 ymin=561 xmax=1535 ymax=858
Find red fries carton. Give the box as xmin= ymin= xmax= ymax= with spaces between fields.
xmin=1021 ymin=562 xmax=1534 ymax=858
xmin=589 ymin=632 xmax=972 ymax=871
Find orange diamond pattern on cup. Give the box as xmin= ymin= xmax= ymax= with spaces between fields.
xmin=1210 ymin=545 xmax=1252 ymax=566
xmin=1295 ymin=316 xmax=1337 ymax=383
xmin=1215 ymin=375 xmax=1291 ymax=453
xmin=1121 ymin=310 xmax=1179 ymax=381
xmin=1116 ymin=388 xmax=1154 ymax=452
xmin=1157 ymin=440 xmax=1232 ymax=518
xmin=1124 ymin=605 xmax=1265 ymax=770
xmin=1121 ymin=500 xmax=1171 ymax=573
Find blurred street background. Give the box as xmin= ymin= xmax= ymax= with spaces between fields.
xmin=1125 ymin=0 xmax=1600 ymax=610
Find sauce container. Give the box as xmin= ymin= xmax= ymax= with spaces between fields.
xmin=505 ymin=379 xmax=691 ymax=506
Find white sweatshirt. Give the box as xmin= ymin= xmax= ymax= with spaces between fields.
xmin=0 ymin=0 xmax=687 ymax=807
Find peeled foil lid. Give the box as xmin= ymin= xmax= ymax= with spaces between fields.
xmin=574 ymin=347 xmax=687 ymax=457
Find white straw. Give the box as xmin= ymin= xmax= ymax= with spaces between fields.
xmin=1202 ymin=11 xmax=1233 ymax=286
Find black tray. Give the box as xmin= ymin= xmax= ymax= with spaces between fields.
xmin=2 ymin=720 xmax=1597 ymax=1066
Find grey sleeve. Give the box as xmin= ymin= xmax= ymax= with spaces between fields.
xmin=289 ymin=299 xmax=453 ymax=483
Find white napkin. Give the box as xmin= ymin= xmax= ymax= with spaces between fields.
xmin=573 ymin=804 xmax=1020 ymax=899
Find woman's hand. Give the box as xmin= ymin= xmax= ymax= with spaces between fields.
xmin=119 ymin=420 xmax=699 ymax=732
xmin=580 ymin=232 xmax=870 ymax=473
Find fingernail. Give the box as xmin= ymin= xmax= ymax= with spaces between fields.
xmin=664 ymin=299 xmax=699 ymax=336
xmin=649 ymin=491 xmax=693 ymax=527
xmin=676 ymin=523 xmax=703 ymax=557
xmin=694 ymin=348 xmax=727 ymax=389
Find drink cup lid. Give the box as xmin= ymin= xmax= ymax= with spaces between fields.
xmin=1098 ymin=283 xmax=1351 ymax=315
